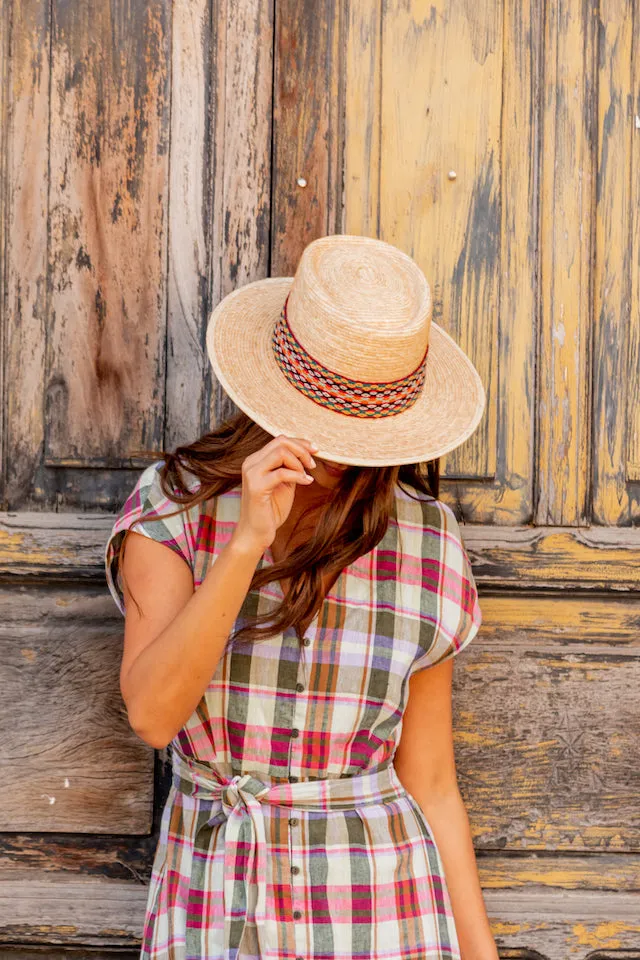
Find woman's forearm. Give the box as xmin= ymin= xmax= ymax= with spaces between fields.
xmin=123 ymin=534 xmax=263 ymax=747
xmin=412 ymin=785 xmax=498 ymax=959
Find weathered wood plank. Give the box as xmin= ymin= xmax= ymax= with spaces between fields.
xmin=477 ymin=853 xmax=640 ymax=892
xmin=44 ymin=0 xmax=170 ymax=471
xmin=378 ymin=0 xmax=501 ymax=483
xmin=476 ymin=593 xmax=640 ymax=647
xmin=344 ymin=0 xmax=382 ymax=239
xmin=3 ymin=0 xmax=51 ymax=506
xmin=165 ymin=0 xmax=212 ymax=450
xmin=1 ymin=513 xmax=640 ymax=589
xmin=0 ymin=950 xmax=138 ymax=959
xmin=460 ymin=522 xmax=640 ymax=590
xmin=345 ymin=1 xmax=540 ymax=524
xmin=0 ymin=877 xmax=146 ymax=945
xmin=0 ymin=0 xmax=10 ymax=496
xmin=271 ymin=0 xmax=342 ymax=274
xmin=484 ymin=0 xmax=541 ymax=524
xmin=485 ymin=889 xmax=640 ymax=954
xmin=537 ymin=0 xmax=597 ymax=525
xmin=592 ymin=0 xmax=638 ymax=522
xmin=1 ymin=873 xmax=638 ymax=956
xmin=0 ymin=587 xmax=153 ymax=832
xmin=454 ymin=594 xmax=640 ymax=851
xmin=208 ymin=0 xmax=274 ymax=425
xmin=627 ymin=0 xmax=640 ymax=493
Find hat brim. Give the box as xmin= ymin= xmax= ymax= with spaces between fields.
xmin=206 ymin=277 xmax=486 ymax=467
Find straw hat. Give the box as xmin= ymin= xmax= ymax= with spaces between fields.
xmin=206 ymin=234 xmax=485 ymax=466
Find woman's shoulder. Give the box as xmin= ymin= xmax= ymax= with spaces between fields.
xmin=393 ymin=482 xmax=470 ymax=554
xmin=105 ymin=459 xmax=213 ymax=612
xmin=395 ymin=482 xmax=450 ymax=527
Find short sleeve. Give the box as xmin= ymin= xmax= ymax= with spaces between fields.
xmin=104 ymin=459 xmax=200 ymax=616
xmin=411 ymin=500 xmax=482 ymax=673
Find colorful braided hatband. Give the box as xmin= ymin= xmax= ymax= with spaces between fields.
xmin=271 ymin=295 xmax=428 ymax=419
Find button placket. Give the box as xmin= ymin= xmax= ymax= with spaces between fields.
xmin=288 ymin=634 xmax=309 ymax=783
xmin=289 ymin=636 xmax=309 ymax=936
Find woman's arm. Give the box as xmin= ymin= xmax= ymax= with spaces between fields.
xmin=394 ymin=658 xmax=498 ymax=959
xmin=120 ymin=530 xmax=264 ymax=748
xmin=119 ymin=435 xmax=317 ymax=749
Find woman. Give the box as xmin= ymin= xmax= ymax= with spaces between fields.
xmin=105 ymin=234 xmax=497 ymax=959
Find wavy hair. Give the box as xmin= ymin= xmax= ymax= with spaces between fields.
xmin=116 ymin=410 xmax=440 ymax=646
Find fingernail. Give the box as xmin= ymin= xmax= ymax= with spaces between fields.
xmin=308 ymin=441 xmax=319 ymax=451
xmin=304 ymin=473 xmax=314 ymax=482
xmin=309 ymin=458 xmax=317 ymax=468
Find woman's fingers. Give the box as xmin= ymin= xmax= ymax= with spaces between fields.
xmin=250 ymin=435 xmax=317 ymax=473
xmin=262 ymin=467 xmax=314 ymax=489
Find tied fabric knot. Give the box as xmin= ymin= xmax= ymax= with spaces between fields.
xmin=170 ymin=747 xmax=404 ymax=960
xmin=196 ymin=772 xmax=270 ymax=960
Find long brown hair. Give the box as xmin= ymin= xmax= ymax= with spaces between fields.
xmin=117 ymin=410 xmax=440 ymax=646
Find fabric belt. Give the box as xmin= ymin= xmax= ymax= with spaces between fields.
xmin=170 ymin=746 xmax=407 ymax=959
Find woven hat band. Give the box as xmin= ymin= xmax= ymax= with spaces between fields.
xmin=272 ymin=293 xmax=429 ymax=419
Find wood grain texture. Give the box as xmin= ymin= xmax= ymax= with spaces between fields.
xmin=460 ymin=522 xmax=640 ymax=590
xmin=537 ymin=0 xmax=597 ymax=526
xmin=628 ymin=0 xmax=640 ymax=494
xmin=344 ymin=0 xmax=382 ymax=239
xmin=592 ymin=0 xmax=638 ymax=523
xmin=477 ymin=853 xmax=640 ymax=892
xmin=0 ymin=950 xmax=138 ymax=959
xmin=345 ymin=0 xmax=540 ymax=524
xmin=0 ymin=586 xmax=153 ymax=833
xmin=165 ymin=0 xmax=213 ymax=451
xmin=207 ymin=0 xmax=274 ymax=425
xmin=0 ymin=875 xmax=146 ymax=945
xmin=45 ymin=0 xmax=171 ymax=467
xmin=453 ymin=593 xmax=640 ymax=852
xmin=379 ymin=0 xmax=500 ymax=484
xmin=1 ymin=512 xmax=639 ymax=589
xmin=484 ymin=890 xmax=640 ymax=953
xmin=3 ymin=0 xmax=50 ymax=506
xmin=0 ymin=872 xmax=638 ymax=957
xmin=0 ymin=0 xmax=9 ymax=487
xmin=271 ymin=0 xmax=343 ymax=274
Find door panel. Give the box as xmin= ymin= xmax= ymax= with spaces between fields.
xmin=1 ymin=0 xmax=639 ymax=955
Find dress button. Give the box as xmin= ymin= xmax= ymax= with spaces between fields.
xmin=295 ymin=682 xmax=304 ymax=692
xmin=291 ymin=865 xmax=300 ymax=875
xmin=288 ymin=775 xmax=299 ymax=783
xmin=289 ymin=817 xmax=299 ymax=826
xmin=290 ymin=728 xmax=299 ymax=738
xmin=293 ymin=910 xmax=302 ymax=920
xmin=303 ymin=637 xmax=311 ymax=646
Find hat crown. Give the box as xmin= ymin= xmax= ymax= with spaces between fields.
xmin=286 ymin=235 xmax=431 ymax=382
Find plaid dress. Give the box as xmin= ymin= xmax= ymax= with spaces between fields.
xmin=104 ymin=460 xmax=482 ymax=960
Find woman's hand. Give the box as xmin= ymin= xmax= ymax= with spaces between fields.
xmin=232 ymin=435 xmax=318 ymax=553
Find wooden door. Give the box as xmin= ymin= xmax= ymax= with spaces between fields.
xmin=1 ymin=0 xmax=638 ymax=955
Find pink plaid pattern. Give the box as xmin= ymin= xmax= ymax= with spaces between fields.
xmin=104 ymin=460 xmax=482 ymax=959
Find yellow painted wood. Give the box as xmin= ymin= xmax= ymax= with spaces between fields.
xmin=537 ymin=0 xmax=596 ymax=525
xmin=380 ymin=0 xmax=500 ymax=486
xmin=628 ymin=0 xmax=640 ymax=492
xmin=453 ymin=593 xmax=640 ymax=852
xmin=345 ymin=1 xmax=539 ymax=525
xmin=344 ymin=0 xmax=382 ymax=239
xmin=592 ymin=0 xmax=638 ymax=524
xmin=460 ymin=522 xmax=640 ymax=589
xmin=477 ymin=853 xmax=640 ymax=892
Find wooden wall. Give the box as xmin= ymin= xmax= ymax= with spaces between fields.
xmin=0 ymin=0 xmax=638 ymax=955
